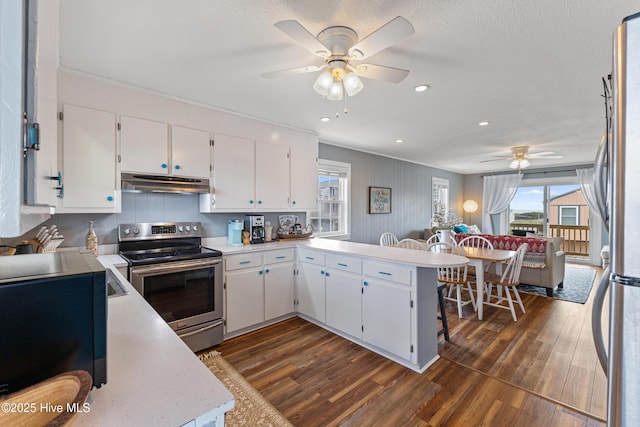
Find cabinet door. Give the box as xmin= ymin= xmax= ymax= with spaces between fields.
xmin=60 ymin=104 xmax=118 ymax=209
xmin=362 ymin=278 xmax=412 ymax=360
xmin=290 ymin=147 xmax=318 ymax=210
xmin=296 ymin=262 xmax=326 ymax=323
xmin=225 ymin=268 xmax=264 ymax=333
xmin=213 ymin=134 xmax=255 ymax=209
xmin=171 ymin=125 xmax=211 ymax=178
xmin=326 ymin=269 xmax=362 ymax=339
xmin=255 ymin=141 xmax=290 ymax=209
xmin=264 ymin=262 xmax=295 ymax=320
xmin=120 ymin=116 xmax=169 ymax=175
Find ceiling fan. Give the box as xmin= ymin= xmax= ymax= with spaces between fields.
xmin=261 ymin=16 xmax=415 ymax=101
xmin=481 ymin=146 xmax=564 ymax=170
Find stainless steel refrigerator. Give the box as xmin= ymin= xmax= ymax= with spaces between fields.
xmin=592 ymin=11 xmax=640 ymax=427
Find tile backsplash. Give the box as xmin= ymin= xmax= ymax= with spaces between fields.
xmin=1 ymin=192 xmax=305 ymax=250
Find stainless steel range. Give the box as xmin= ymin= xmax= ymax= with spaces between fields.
xmin=118 ymin=222 xmax=223 ymax=352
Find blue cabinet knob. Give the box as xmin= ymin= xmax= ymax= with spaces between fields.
xmin=107 ymin=196 xmax=114 ymax=202
xmin=258 ymin=200 xmax=263 ymax=205
xmin=363 ymin=281 xmax=369 ymax=286
xmin=292 ymin=200 xmax=296 ymax=205
xmin=161 ymin=163 xmax=167 ymax=169
xmin=265 ymin=269 xmax=270 ymax=274
xmin=249 ymin=200 xmax=254 ymax=204
xmin=175 ymin=165 xmax=181 ymax=170
xmin=259 ymin=270 xmax=263 ymax=275
xmin=320 ymin=270 xmax=325 ymax=275
xmin=325 ymin=272 xmax=330 ymax=277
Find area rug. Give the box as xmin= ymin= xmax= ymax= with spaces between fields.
xmin=517 ymin=266 xmax=597 ymax=304
xmin=198 ymin=350 xmax=293 ymax=427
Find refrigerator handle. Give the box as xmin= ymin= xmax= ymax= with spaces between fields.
xmin=591 ymin=265 xmax=610 ymax=374
xmin=593 ymin=131 xmax=609 ymax=232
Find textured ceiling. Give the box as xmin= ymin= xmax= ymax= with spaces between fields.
xmin=58 ymin=0 xmax=639 ymax=174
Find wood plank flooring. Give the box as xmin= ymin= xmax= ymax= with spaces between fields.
xmin=211 ymin=264 xmax=607 ymax=426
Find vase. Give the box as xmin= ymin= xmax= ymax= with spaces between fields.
xmin=437 ymin=229 xmax=452 ymax=244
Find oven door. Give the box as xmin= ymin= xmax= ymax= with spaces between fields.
xmin=129 ymin=258 xmax=223 ymax=332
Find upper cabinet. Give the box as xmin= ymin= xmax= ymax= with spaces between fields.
xmin=57 ymin=104 xmax=119 ymax=212
xmin=120 ymin=116 xmax=211 ymax=179
xmin=171 ymin=125 xmax=211 ymax=178
xmin=290 ymin=147 xmax=318 ymax=210
xmin=200 ymin=133 xmax=317 ymax=213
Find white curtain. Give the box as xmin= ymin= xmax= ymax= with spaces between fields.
xmin=577 ymin=167 xmax=602 ymax=223
xmin=482 ymin=173 xmax=523 ymax=234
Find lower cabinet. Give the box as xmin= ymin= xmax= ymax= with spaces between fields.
xmin=225 ymin=249 xmax=295 ymax=334
xmin=362 ymin=277 xmax=412 ymax=360
xmin=326 ymin=269 xmax=362 ymax=339
xmin=296 ymin=261 xmax=326 ymax=323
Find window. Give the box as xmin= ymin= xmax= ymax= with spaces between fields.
xmin=309 ymin=160 xmax=350 ymax=238
xmin=559 ymin=206 xmax=579 ymax=225
xmin=432 ymin=177 xmax=449 ymax=217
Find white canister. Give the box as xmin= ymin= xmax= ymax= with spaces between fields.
xmin=264 ymin=223 xmax=273 ymax=242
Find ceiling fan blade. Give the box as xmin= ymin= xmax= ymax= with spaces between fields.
xmin=274 ymin=20 xmax=330 ymax=57
xmin=527 ymin=151 xmax=562 ymax=158
xmin=348 ymin=16 xmax=415 ymax=59
xmin=480 ymin=157 xmax=512 ymax=163
xmin=261 ymin=64 xmax=326 ymax=79
xmin=355 ymin=63 xmax=409 ymax=83
xmin=528 ymin=154 xmax=564 ymax=159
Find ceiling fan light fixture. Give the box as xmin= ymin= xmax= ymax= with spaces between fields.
xmin=343 ymin=71 xmax=363 ymax=96
xmin=327 ymin=79 xmax=344 ymax=101
xmin=509 ymin=158 xmax=530 ymax=170
xmin=313 ymin=71 xmax=333 ymax=96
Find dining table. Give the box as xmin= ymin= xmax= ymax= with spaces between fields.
xmin=458 ymin=246 xmax=516 ymax=320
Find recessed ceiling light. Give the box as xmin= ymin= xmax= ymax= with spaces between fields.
xmin=395 ymin=139 xmax=404 ymax=144
xmin=478 ymin=121 xmax=490 ymax=126
xmin=414 ymin=84 xmax=430 ymax=92
xmin=320 ymin=117 xmax=331 ymax=122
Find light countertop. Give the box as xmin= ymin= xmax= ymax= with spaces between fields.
xmin=204 ymin=237 xmax=468 ymax=268
xmin=74 ymin=255 xmax=234 ymax=427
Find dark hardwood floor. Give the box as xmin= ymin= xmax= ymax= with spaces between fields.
xmin=212 ymin=264 xmax=607 ymax=426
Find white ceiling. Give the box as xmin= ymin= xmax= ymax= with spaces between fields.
xmin=58 ymin=0 xmax=638 ymax=174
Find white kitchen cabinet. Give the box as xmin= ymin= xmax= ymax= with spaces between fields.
xmin=225 ymin=249 xmax=295 ymax=334
xmin=171 ymin=125 xmax=211 ymax=178
xmin=264 ymin=261 xmax=295 ymax=320
xmin=296 ymin=251 xmax=326 ymax=323
xmin=207 ymin=134 xmax=255 ymax=209
xmin=120 ymin=116 xmax=169 ymax=175
xmin=290 ymin=146 xmax=318 ymax=210
xmin=325 ymin=268 xmax=362 ymax=339
xmin=58 ymin=104 xmax=120 ymax=212
xmin=255 ymin=141 xmax=290 ymax=209
xmin=362 ymin=273 xmax=413 ymax=361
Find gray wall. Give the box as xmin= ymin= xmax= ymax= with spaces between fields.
xmin=1 ymin=192 xmax=304 ymax=249
xmin=319 ymin=143 xmax=464 ymax=245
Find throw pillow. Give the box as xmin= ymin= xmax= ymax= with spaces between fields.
xmin=467 ymin=224 xmax=481 ymax=234
xmin=453 ymin=224 xmax=469 ymax=234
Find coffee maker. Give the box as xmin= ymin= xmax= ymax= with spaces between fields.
xmin=245 ymin=215 xmax=265 ymax=244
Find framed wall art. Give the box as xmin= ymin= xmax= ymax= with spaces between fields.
xmin=369 ymin=186 xmax=392 ymax=214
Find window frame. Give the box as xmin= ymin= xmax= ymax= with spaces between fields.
xmin=559 ymin=205 xmax=579 ymax=226
xmin=309 ymin=159 xmax=351 ymax=240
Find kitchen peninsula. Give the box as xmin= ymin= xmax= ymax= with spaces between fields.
xmin=209 ymin=238 xmax=468 ymax=372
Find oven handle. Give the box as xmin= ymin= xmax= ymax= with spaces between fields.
xmin=178 ymin=320 xmax=223 ymax=339
xmin=131 ymin=258 xmax=222 ymax=276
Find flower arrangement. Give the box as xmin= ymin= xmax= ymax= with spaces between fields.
xmin=432 ymin=208 xmax=463 ymax=230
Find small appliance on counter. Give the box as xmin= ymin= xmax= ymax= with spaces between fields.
xmin=0 ymin=251 xmax=107 ymax=395
xmin=245 ymin=215 xmax=265 ymax=244
xmin=227 ymin=219 xmax=244 ymax=247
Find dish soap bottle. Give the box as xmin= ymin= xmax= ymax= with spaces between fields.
xmin=86 ymin=220 xmax=98 ymax=256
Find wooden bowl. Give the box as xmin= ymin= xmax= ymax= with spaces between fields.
xmin=0 ymin=370 xmax=92 ymax=426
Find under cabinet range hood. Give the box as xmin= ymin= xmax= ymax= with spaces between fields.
xmin=121 ymin=173 xmax=210 ymax=194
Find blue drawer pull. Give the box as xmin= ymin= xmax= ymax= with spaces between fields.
xmin=305 ymin=256 xmax=314 ymax=260
xmin=379 ymin=271 xmax=392 ymax=276
xmin=337 ymin=263 xmax=348 ymax=267
xmin=239 ymin=261 xmax=251 ymax=265
xmin=276 ymin=256 xmax=286 ymax=259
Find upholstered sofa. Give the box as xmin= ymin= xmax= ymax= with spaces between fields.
xmin=455 ymin=234 xmax=566 ymax=297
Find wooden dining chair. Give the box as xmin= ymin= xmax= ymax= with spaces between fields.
xmin=379 ymin=232 xmax=399 ymax=247
xmin=457 ymin=235 xmax=495 ymax=292
xmin=396 ymin=238 xmax=429 ymax=250
xmin=483 ymin=243 xmax=528 ymax=321
xmin=428 ymin=242 xmax=474 ymax=318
